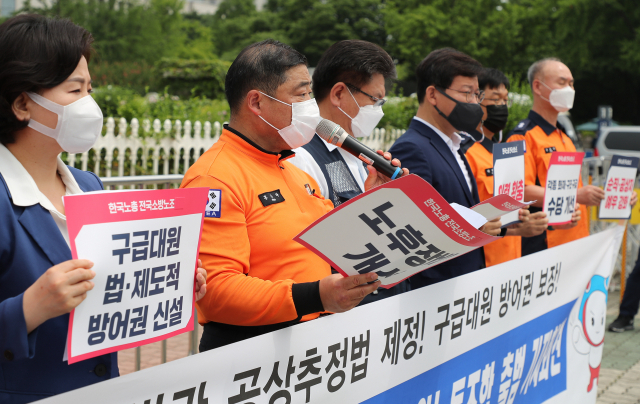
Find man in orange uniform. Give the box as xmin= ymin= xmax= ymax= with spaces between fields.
xmin=181 ymin=40 xmax=406 ymax=350
xmin=507 ymin=58 xmax=603 ymax=255
xmin=464 ymin=68 xmax=548 ymax=267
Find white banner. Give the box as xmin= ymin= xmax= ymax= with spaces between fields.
xmin=37 ymin=226 xmax=623 ymax=404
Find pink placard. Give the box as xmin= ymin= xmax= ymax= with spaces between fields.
xmin=64 ymin=187 xmax=208 ymax=364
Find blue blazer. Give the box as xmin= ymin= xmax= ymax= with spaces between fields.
xmin=0 ymin=167 xmax=118 ymax=404
xmin=389 ymin=119 xmax=485 ymax=288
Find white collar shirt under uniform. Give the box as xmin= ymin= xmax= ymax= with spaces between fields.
xmin=0 ymin=144 xmax=83 ymax=247
xmin=289 ymin=137 xmax=368 ymax=199
xmin=412 ymin=116 xmax=473 ymax=192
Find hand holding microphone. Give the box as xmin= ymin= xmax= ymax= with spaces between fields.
xmin=315 ymin=119 xmax=408 ymax=188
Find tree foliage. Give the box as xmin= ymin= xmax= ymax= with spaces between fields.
xmin=10 ymin=0 xmax=640 ymax=124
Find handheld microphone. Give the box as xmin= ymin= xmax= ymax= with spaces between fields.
xmin=315 ymin=119 xmax=403 ymax=180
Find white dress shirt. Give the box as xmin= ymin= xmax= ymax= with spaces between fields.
xmin=412 ymin=116 xmax=473 ymax=192
xmin=0 ymin=144 xmax=83 ymax=247
xmin=289 ymin=137 xmax=368 ymax=199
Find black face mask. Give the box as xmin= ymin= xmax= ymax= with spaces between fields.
xmin=434 ymin=88 xmax=484 ymax=133
xmin=483 ymin=104 xmax=509 ymax=134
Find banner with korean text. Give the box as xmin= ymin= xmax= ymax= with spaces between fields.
xmin=39 ymin=225 xmax=622 ymax=404
xmin=64 ymin=187 xmax=208 ymax=364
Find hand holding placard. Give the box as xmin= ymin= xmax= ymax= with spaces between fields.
xmin=22 ymin=259 xmax=96 ymax=334
xmin=295 ymin=175 xmax=529 ymax=288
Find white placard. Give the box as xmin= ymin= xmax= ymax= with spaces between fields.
xmin=599 ymin=155 xmax=639 ymax=219
xmin=543 ymin=152 xmax=584 ymax=226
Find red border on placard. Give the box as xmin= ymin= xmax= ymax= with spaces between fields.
xmin=472 ymin=193 xmax=530 ymax=213
xmin=542 ymin=152 xmax=585 ymax=226
xmin=294 ymin=174 xmax=499 ymax=288
xmin=64 ymin=187 xmax=208 ymax=364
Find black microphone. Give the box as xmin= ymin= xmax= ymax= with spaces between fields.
xmin=315 ymin=119 xmax=403 ymax=180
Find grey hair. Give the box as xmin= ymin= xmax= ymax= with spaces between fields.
xmin=527 ymin=57 xmax=561 ymax=89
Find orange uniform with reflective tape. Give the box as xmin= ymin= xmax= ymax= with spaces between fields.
xmin=465 ymin=136 xmax=521 ymax=267
xmin=508 ymin=111 xmax=589 ymax=249
xmin=181 ymin=127 xmax=333 ymax=327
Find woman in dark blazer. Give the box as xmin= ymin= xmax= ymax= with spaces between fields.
xmin=0 ymin=15 xmax=206 ymax=403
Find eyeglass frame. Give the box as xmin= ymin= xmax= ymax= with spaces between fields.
xmin=481 ymin=97 xmax=512 ymax=108
xmin=436 ymin=86 xmax=485 ymax=103
xmin=345 ymin=83 xmax=387 ymax=107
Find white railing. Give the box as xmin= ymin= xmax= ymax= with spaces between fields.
xmin=61 ymin=117 xmax=405 ymax=182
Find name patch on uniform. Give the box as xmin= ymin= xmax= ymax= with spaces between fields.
xmin=545 ymin=147 xmax=557 ymax=154
xmin=205 ymin=189 xmax=222 ymax=218
xmin=485 ymin=168 xmax=494 ymax=176
xmin=259 ymin=190 xmax=285 ymax=207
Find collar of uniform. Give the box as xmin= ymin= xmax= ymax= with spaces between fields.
xmin=0 ymin=143 xmax=82 ymax=210
xmin=479 ymin=131 xmax=496 ymax=154
xmin=223 ymin=124 xmax=296 ymax=162
xmin=528 ymin=110 xmax=557 ymax=136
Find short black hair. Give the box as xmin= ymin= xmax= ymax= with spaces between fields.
xmin=478 ymin=68 xmax=510 ymax=92
xmin=415 ymin=48 xmax=483 ymax=104
xmin=312 ymin=40 xmax=396 ymax=102
xmin=0 ymin=14 xmax=93 ymax=145
xmin=225 ymin=39 xmax=307 ymax=115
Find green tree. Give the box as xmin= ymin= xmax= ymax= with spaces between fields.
xmin=553 ymin=0 xmax=640 ymax=124
xmin=267 ymin=0 xmax=387 ymax=65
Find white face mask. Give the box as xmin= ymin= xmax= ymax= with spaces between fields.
xmin=338 ymin=87 xmax=384 ymax=138
xmin=258 ymin=92 xmax=322 ymax=149
xmin=540 ymin=81 xmax=575 ymax=112
xmin=27 ymin=92 xmax=103 ymax=153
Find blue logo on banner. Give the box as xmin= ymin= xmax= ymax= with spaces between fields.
xmin=364 ymin=301 xmax=574 ymax=404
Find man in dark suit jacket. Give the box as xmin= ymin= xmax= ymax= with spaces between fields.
xmin=389 ymin=48 xmax=504 ymax=289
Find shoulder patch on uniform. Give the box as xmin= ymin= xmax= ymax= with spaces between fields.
xmin=508 ymin=118 xmax=532 ymax=138
xmin=205 ymin=189 xmax=221 ymax=218
xmin=259 ymin=190 xmax=285 ymax=207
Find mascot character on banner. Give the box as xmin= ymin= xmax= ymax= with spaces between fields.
xmin=571 ymin=275 xmax=609 ymax=392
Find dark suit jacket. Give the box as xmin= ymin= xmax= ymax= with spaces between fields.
xmin=0 ymin=167 xmax=118 ymax=403
xmin=389 ymin=118 xmax=485 ymax=288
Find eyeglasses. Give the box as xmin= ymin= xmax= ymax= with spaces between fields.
xmin=438 ymin=87 xmax=485 ymax=103
xmin=482 ymin=97 xmax=512 ymax=108
xmin=345 ymin=83 xmax=387 ymax=107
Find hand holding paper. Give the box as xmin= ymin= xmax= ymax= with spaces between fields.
xmin=319 ymin=272 xmax=380 ymax=313
xmin=295 ymin=175 xmax=529 ymax=288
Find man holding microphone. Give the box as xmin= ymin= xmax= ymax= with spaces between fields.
xmin=181 ymin=39 xmax=407 ymax=350
xmin=288 ymin=39 xmax=410 ymax=303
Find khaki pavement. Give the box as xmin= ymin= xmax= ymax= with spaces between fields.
xmin=597 ymin=290 xmax=640 ymax=404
